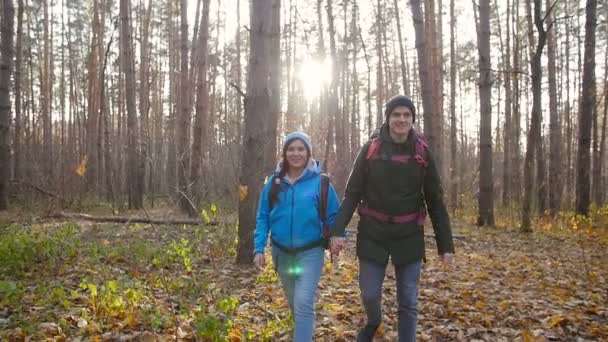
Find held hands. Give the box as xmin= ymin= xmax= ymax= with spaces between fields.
xmin=253 ymin=253 xmax=265 ymax=270
xmin=329 ymin=236 xmax=346 ymax=256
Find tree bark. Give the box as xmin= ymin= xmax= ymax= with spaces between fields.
xmin=521 ymin=0 xmax=547 ymax=231
xmin=237 ymin=0 xmax=274 ymax=265
xmin=13 ymin=0 xmax=23 ymax=182
xmin=449 ymin=0 xmax=457 ymax=212
xmin=394 ymin=0 xmax=410 ymax=96
xmin=410 ymin=0 xmax=436 ymax=152
xmin=177 ymin=0 xmax=192 ymax=214
xmin=576 ymin=0 xmax=597 ymax=215
xmin=190 ymin=0 xmax=211 ymax=216
xmin=475 ymin=0 xmax=494 ymax=226
xmin=547 ymin=0 xmax=561 ymax=214
xmin=0 ymin=0 xmax=15 ymax=210
xmin=120 ymin=0 xmax=142 ymax=209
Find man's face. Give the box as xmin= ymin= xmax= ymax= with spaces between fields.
xmin=388 ymin=105 xmax=414 ymax=137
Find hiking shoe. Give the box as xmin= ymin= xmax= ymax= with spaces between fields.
xmin=356 ymin=324 xmax=378 ymax=342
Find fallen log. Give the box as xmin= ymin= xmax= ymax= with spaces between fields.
xmin=49 ymin=212 xmax=218 ymax=226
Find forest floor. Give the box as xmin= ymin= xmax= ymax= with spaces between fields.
xmin=0 ymin=206 xmax=607 ymax=341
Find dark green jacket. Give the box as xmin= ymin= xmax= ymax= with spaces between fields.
xmin=331 ymin=124 xmax=454 ymax=265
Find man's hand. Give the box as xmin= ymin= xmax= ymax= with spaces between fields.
xmin=254 ymin=253 xmax=266 ymax=270
xmin=330 ymin=236 xmax=346 ymax=256
xmin=439 ymin=253 xmax=454 ymax=264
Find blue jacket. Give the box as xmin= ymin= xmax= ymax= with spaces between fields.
xmin=254 ymin=160 xmax=340 ymax=255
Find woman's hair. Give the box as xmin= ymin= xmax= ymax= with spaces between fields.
xmin=268 ymin=138 xmax=311 ymax=208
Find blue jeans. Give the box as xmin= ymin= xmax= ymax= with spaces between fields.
xmin=272 ymin=246 xmax=324 ymax=342
xmin=359 ymin=258 xmax=422 ymax=342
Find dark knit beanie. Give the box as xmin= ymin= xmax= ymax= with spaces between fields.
xmin=384 ymin=95 xmax=416 ymax=123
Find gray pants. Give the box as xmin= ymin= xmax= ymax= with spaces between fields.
xmin=358 ymin=258 xmax=422 ymax=342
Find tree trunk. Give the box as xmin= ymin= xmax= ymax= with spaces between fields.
xmin=521 ymin=0 xmax=547 ymax=231
xmin=327 ymin=0 xmax=346 ymax=194
xmin=375 ymin=0 xmax=385 ymax=128
xmin=598 ymin=43 xmax=608 ymax=205
xmin=511 ymin=0 xmax=521 ymax=201
xmin=13 ymin=0 xmax=23 ymax=181
xmin=237 ymin=0 xmax=275 ymax=265
xmin=120 ymin=0 xmax=142 ymax=209
xmin=139 ymin=0 xmax=152 ymax=206
xmin=409 ymin=0 xmax=435 ymax=151
xmin=500 ymin=0 xmax=512 ymax=204
xmin=177 ymin=0 xmax=192 ymax=213
xmin=42 ymin=0 xmax=52 ymax=186
xmin=265 ymin=0 xmax=280 ymax=170
xmin=235 ymin=0 xmax=243 ymax=144
xmin=190 ymin=0 xmax=211 ymax=216
xmin=576 ymin=0 xmax=597 ymax=216
xmin=394 ymin=0 xmax=410 ymax=96
xmin=0 ymin=0 xmax=15 ymax=210
xmin=449 ymin=0 xmax=457 ymax=212
xmin=475 ymin=0 xmax=494 ymax=226
xmin=166 ymin=0 xmax=178 ymax=194
xmin=547 ymin=0 xmax=561 ymax=214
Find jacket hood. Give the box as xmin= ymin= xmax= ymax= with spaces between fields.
xmin=274 ymin=158 xmax=322 ymax=179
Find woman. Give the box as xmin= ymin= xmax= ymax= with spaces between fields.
xmin=253 ymin=132 xmax=340 ymax=342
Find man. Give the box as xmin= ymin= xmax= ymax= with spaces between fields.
xmin=330 ymin=95 xmax=455 ymax=342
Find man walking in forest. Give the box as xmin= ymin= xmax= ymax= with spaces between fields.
xmin=329 ymin=95 xmax=455 ymax=342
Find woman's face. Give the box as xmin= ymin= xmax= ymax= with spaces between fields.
xmin=285 ymin=139 xmax=309 ymax=170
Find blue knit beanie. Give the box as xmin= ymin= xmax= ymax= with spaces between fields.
xmin=283 ymin=132 xmax=312 ymax=154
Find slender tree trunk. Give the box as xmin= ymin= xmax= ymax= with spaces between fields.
xmin=120 ymin=0 xmax=142 ymax=209
xmin=13 ymin=0 xmax=23 ymax=181
xmin=265 ymin=0 xmax=280 ymax=170
xmin=351 ymin=0 xmax=361 ymax=161
xmin=511 ymin=0 xmax=522 ymax=201
xmin=86 ymin=0 xmax=100 ymax=193
xmin=547 ymin=0 xmax=561 ymax=214
xmin=521 ymin=0 xmax=547 ymax=231
xmin=476 ymin=0 xmax=494 ymax=226
xmin=42 ymin=0 xmax=52 ymax=186
xmin=139 ymin=0 xmax=152 ymax=205
xmin=576 ymin=0 xmax=597 ymax=215
xmin=501 ymin=0 xmax=512 ymax=204
xmin=237 ymin=0 xmax=275 ymax=265
xmin=166 ymin=0 xmax=178 ymax=193
xmin=189 ymin=0 xmax=210 ymax=216
xmin=394 ymin=0 xmax=410 ymax=96
xmin=0 ymin=0 xmax=15 ymax=210
xmin=327 ymin=0 xmax=346 ymax=193
xmin=177 ymin=0 xmax=192 ymax=213
xmin=375 ymin=0 xmax=385 ymax=127
xmin=598 ymin=43 xmax=608 ymax=205
xmin=410 ymin=0 xmax=434 ymax=142
xmin=449 ymin=0 xmax=457 ymax=212
xmin=235 ymin=0 xmax=243 ymax=144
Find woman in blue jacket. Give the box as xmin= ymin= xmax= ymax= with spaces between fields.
xmin=254 ymin=132 xmax=340 ymax=342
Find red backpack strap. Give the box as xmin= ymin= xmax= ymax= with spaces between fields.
xmin=366 ymin=138 xmax=382 ymax=160
xmin=414 ymin=131 xmax=429 ymax=168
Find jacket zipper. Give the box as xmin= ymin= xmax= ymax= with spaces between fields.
xmin=290 ymin=185 xmax=295 ymax=248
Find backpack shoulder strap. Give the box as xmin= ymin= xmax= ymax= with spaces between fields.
xmin=366 ymin=137 xmax=382 ymax=160
xmin=318 ymin=173 xmax=330 ymax=225
xmin=268 ymin=173 xmax=280 ymax=210
xmin=414 ymin=130 xmax=429 ymax=168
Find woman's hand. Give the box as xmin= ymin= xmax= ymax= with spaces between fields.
xmin=254 ymin=253 xmax=266 ymax=270
xmin=330 ymin=236 xmax=346 ymax=256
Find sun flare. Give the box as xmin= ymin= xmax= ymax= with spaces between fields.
xmin=297 ymin=59 xmax=332 ymax=99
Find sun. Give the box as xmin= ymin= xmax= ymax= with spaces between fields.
xmin=297 ymin=58 xmax=332 ymax=99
